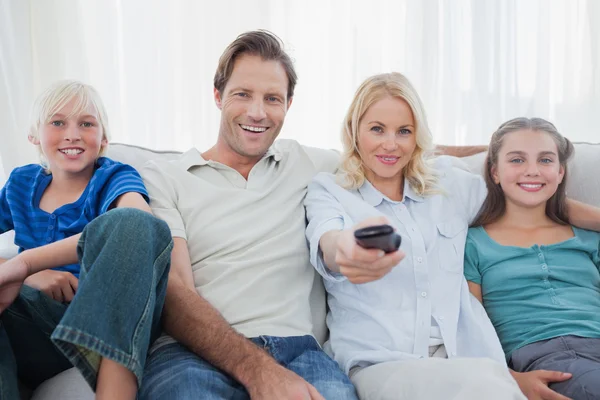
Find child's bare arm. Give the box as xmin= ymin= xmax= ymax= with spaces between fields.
xmin=467 ymin=281 xmax=483 ymax=303
xmin=112 ymin=192 xmax=152 ymax=213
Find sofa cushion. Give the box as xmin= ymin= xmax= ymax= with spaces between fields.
xmin=30 ymin=367 xmax=93 ymax=400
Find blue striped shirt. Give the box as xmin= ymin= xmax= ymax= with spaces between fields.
xmin=0 ymin=157 xmax=148 ymax=277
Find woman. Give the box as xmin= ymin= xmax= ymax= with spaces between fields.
xmin=304 ymin=72 xmax=525 ymax=400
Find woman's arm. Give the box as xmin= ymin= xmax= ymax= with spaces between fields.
xmin=318 ymin=217 xmax=404 ymax=284
xmin=567 ymin=199 xmax=600 ymax=232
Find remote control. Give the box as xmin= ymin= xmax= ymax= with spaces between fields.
xmin=354 ymin=224 xmax=402 ymax=253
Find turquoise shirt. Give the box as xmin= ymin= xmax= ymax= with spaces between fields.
xmin=464 ymin=226 xmax=600 ymax=359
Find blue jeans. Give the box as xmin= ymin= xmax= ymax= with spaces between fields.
xmin=0 ymin=208 xmax=173 ymax=399
xmin=139 ymin=335 xmax=358 ymax=400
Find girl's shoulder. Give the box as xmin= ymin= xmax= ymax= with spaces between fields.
xmin=572 ymin=226 xmax=600 ymax=244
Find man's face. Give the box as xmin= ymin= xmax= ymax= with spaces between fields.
xmin=215 ymin=53 xmax=292 ymax=160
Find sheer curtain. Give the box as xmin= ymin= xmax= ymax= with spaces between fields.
xmin=1 ymin=0 xmax=599 ymax=175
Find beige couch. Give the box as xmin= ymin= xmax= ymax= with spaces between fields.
xmin=2 ymin=141 xmax=598 ymax=400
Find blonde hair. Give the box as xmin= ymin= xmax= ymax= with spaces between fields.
xmin=29 ymin=80 xmax=110 ymax=166
xmin=338 ymin=72 xmax=439 ymax=196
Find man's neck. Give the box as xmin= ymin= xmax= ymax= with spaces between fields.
xmin=201 ymin=143 xmax=263 ymax=180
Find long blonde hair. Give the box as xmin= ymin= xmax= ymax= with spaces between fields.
xmin=337 ymin=72 xmax=438 ymax=196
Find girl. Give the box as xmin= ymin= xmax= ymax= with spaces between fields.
xmin=0 ymin=80 xmax=172 ymax=400
xmin=465 ymin=118 xmax=600 ymax=400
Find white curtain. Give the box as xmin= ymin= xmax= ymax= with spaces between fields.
xmin=1 ymin=0 xmax=599 ymax=176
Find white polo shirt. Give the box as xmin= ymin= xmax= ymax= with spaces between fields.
xmin=141 ymin=139 xmax=339 ymax=339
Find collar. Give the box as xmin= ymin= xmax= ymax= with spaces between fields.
xmin=358 ymin=178 xmax=425 ymax=206
xmin=179 ymin=145 xmax=283 ymax=171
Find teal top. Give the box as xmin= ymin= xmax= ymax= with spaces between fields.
xmin=464 ymin=226 xmax=600 ymax=359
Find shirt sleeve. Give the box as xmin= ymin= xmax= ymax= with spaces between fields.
xmin=0 ymin=168 xmax=21 ymax=234
xmin=302 ymin=146 xmax=341 ymax=174
xmin=452 ymin=166 xmax=488 ymax=224
xmin=464 ymin=234 xmax=482 ymax=284
xmin=99 ymin=163 xmax=149 ymax=214
xmin=592 ymin=232 xmax=600 ymax=271
xmin=304 ymin=175 xmax=353 ymax=282
xmin=0 ymin=180 xmax=13 ymax=234
xmin=140 ymin=161 xmax=187 ymax=239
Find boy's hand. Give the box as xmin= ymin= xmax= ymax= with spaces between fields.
xmin=24 ymin=270 xmax=79 ymax=303
xmin=0 ymin=257 xmax=29 ymax=313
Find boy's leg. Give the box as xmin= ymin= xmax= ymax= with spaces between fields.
xmin=259 ymin=335 xmax=359 ymax=400
xmin=0 ymin=323 xmax=19 ymax=400
xmin=1 ymin=285 xmax=71 ymax=391
xmin=139 ymin=341 xmax=248 ymax=400
xmin=49 ymin=208 xmax=173 ymax=391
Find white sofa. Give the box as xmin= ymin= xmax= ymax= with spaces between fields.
xmin=3 ymin=141 xmax=599 ymax=400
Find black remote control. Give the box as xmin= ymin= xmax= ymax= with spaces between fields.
xmin=354 ymin=224 xmax=402 ymax=253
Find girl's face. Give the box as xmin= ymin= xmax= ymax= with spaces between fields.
xmin=31 ymin=97 xmax=107 ymax=179
xmin=492 ymin=129 xmax=564 ymax=211
xmin=357 ymin=95 xmax=417 ymax=193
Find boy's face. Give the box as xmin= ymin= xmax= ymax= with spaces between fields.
xmin=31 ymin=97 xmax=107 ymax=178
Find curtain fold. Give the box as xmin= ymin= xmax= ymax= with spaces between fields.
xmin=0 ymin=0 xmax=598 ymax=174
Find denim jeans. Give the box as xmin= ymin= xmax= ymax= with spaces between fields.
xmin=139 ymin=335 xmax=358 ymax=400
xmin=0 ymin=208 xmax=173 ymax=399
xmin=510 ymin=335 xmax=600 ymax=400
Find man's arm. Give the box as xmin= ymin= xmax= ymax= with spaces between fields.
xmin=163 ymin=238 xmax=323 ymax=399
xmin=435 ymin=144 xmax=488 ymax=158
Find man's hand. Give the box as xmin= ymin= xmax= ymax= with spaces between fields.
xmin=247 ymin=362 xmax=324 ymax=400
xmin=511 ymin=370 xmax=572 ymax=400
xmin=335 ymin=217 xmax=405 ymax=284
xmin=24 ymin=270 xmax=78 ymax=303
xmin=0 ymin=256 xmax=29 ymax=313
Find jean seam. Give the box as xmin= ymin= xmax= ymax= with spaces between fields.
xmin=128 ymin=236 xmax=173 ymax=386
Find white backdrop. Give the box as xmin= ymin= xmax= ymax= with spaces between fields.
xmin=1 ymin=0 xmax=599 ymax=179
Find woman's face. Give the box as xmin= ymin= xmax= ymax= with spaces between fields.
xmin=357 ymin=95 xmax=417 ymax=192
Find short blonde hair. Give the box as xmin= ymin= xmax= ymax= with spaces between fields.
xmin=338 ymin=72 xmax=439 ymax=196
xmin=29 ymin=80 xmax=110 ymax=165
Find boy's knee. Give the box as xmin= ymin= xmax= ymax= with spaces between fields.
xmin=87 ymin=208 xmax=170 ymax=241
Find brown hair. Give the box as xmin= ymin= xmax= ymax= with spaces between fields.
xmin=213 ymin=30 xmax=297 ymax=100
xmin=471 ymin=117 xmax=574 ymax=227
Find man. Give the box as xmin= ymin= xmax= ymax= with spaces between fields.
xmin=138 ymin=30 xmax=358 ymax=399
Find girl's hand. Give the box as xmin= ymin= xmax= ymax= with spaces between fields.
xmin=24 ymin=269 xmax=79 ymax=303
xmin=511 ymin=370 xmax=572 ymax=400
